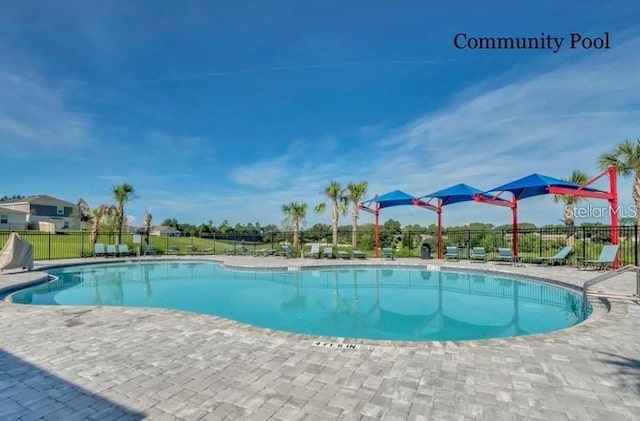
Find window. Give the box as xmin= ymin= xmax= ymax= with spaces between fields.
xmin=0 ymin=215 xmax=7 ymax=224
xmin=57 ymin=206 xmax=64 ymax=215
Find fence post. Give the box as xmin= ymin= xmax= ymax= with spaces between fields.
xmin=80 ymin=231 xmax=84 ymax=258
xmin=48 ymin=231 xmax=51 ymax=260
xmin=581 ymin=226 xmax=586 ymax=262
xmin=635 ymin=225 xmax=638 ymax=267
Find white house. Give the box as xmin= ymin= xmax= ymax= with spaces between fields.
xmin=149 ymin=225 xmax=181 ymax=236
xmin=0 ymin=208 xmax=29 ymax=230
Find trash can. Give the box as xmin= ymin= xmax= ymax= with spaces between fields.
xmin=420 ymin=242 xmax=432 ymax=259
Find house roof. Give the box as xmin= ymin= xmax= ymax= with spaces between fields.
xmin=0 ymin=195 xmax=76 ymax=207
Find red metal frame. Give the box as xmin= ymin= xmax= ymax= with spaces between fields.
xmin=413 ymin=197 xmax=443 ymax=258
xmin=547 ymin=165 xmax=619 ymax=267
xmin=472 ymin=193 xmax=518 ymax=256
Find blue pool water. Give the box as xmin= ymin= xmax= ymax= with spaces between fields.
xmin=11 ymin=262 xmax=590 ymax=341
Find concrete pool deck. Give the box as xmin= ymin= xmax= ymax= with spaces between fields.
xmin=1 ymin=256 xmax=639 ymax=420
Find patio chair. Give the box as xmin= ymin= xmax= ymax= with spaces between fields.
xmin=322 ymin=246 xmax=334 ymax=259
xmin=578 ymin=245 xmax=619 ymax=271
xmin=382 ymin=247 xmax=394 ymax=260
xmin=279 ymin=244 xmax=294 ymax=258
xmin=531 ymin=246 xmax=573 ymax=266
xmin=337 ymin=250 xmax=351 ymax=259
xmin=94 ymin=243 xmax=107 ymax=257
xmin=106 ymin=244 xmax=118 ymax=257
xmin=469 ymin=247 xmax=486 ymax=262
xmin=185 ymin=245 xmax=198 ymax=255
xmin=167 ymin=245 xmax=180 ymax=255
xmin=444 ymin=246 xmax=459 ymax=261
xmin=144 ymin=244 xmax=157 ymax=255
xmin=306 ymin=243 xmax=321 ymax=258
xmin=117 ymin=244 xmax=132 ymax=256
xmin=254 ymin=248 xmax=276 ymax=257
xmin=495 ymin=248 xmax=522 ymax=265
xmin=352 ymin=249 xmax=367 ymax=259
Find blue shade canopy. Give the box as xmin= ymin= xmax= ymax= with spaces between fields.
xmin=419 ymin=183 xmax=486 ymax=206
xmin=485 ymin=173 xmax=602 ymax=200
xmin=361 ymin=189 xmax=417 ymax=209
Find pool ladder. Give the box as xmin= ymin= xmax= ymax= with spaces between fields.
xmin=582 ymin=265 xmax=640 ymax=310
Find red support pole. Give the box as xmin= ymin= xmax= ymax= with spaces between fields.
xmin=374 ymin=207 xmax=380 ymax=258
xmin=511 ymin=199 xmax=518 ymax=256
xmin=437 ymin=206 xmax=443 ymax=258
xmin=609 ymin=165 xmax=620 ymax=268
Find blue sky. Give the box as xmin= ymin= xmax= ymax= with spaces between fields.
xmin=2 ymin=1 xmax=640 ymax=228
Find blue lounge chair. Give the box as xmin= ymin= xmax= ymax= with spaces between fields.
xmin=117 ymin=244 xmax=132 ymax=256
xmin=444 ymin=246 xmax=459 ymax=261
xmin=382 ymin=247 xmax=394 ymax=260
xmin=279 ymin=244 xmax=294 ymax=258
xmin=106 ymin=245 xmax=118 ymax=257
xmin=470 ymin=247 xmax=486 ymax=262
xmin=495 ymin=248 xmax=515 ymax=265
xmin=144 ymin=245 xmax=157 ymax=255
xmin=94 ymin=243 xmax=106 ymax=257
xmin=578 ymin=245 xmax=619 ymax=271
xmin=352 ymin=249 xmax=367 ymax=259
xmin=306 ymin=243 xmax=321 ymax=258
xmin=532 ymin=246 xmax=573 ymax=266
xmin=337 ymin=250 xmax=350 ymax=259
xmin=322 ymin=246 xmax=334 ymax=259
xmin=167 ymin=245 xmax=179 ymax=255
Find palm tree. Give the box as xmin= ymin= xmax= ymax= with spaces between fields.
xmin=143 ymin=209 xmax=152 ymax=246
xmin=91 ymin=204 xmax=116 ymax=245
xmin=344 ymin=181 xmax=369 ymax=249
xmin=282 ymin=202 xmax=307 ymax=249
xmin=599 ymin=138 xmax=640 ymax=226
xmin=111 ymin=183 xmax=135 ymax=245
xmin=552 ymin=170 xmax=590 ymax=246
xmin=76 ymin=198 xmax=92 ymax=230
xmin=315 ymin=181 xmax=347 ymax=248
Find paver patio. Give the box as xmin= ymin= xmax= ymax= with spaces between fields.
xmin=1 ymin=256 xmax=639 ymax=420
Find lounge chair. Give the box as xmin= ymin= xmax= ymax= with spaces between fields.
xmin=578 ymin=245 xmax=619 ymax=271
xmin=531 ymin=246 xmax=573 ymax=266
xmin=352 ymin=249 xmax=367 ymax=259
xmin=322 ymin=246 xmax=334 ymax=258
xmin=185 ymin=245 xmax=198 ymax=255
xmin=444 ymin=246 xmax=459 ymax=261
xmin=254 ymin=248 xmax=276 ymax=256
xmin=94 ymin=243 xmax=107 ymax=257
xmin=106 ymin=245 xmax=118 ymax=257
xmin=306 ymin=243 xmax=321 ymax=258
xmin=337 ymin=250 xmax=350 ymax=259
xmin=117 ymin=244 xmax=132 ymax=256
xmin=382 ymin=247 xmax=394 ymax=260
xmin=469 ymin=247 xmax=486 ymax=262
xmin=495 ymin=248 xmax=522 ymax=265
xmin=279 ymin=244 xmax=294 ymax=258
xmin=144 ymin=245 xmax=157 ymax=255
xmin=167 ymin=245 xmax=180 ymax=255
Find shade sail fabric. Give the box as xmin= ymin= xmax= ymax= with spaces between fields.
xmin=419 ymin=183 xmax=487 ymax=206
xmin=0 ymin=232 xmax=34 ymax=270
xmin=361 ymin=189 xmax=417 ymax=209
xmin=485 ymin=173 xmax=603 ymax=200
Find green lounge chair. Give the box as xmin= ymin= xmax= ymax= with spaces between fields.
xmin=531 ymin=246 xmax=573 ymax=266
xmin=144 ymin=244 xmax=157 ymax=255
xmin=337 ymin=250 xmax=350 ymax=259
xmin=444 ymin=246 xmax=459 ymax=261
xmin=382 ymin=247 xmax=394 ymax=260
xmin=470 ymin=247 xmax=486 ymax=262
xmin=254 ymin=248 xmax=276 ymax=256
xmin=352 ymin=249 xmax=366 ymax=259
xmin=185 ymin=245 xmax=198 ymax=255
xmin=578 ymin=245 xmax=619 ymax=271
xmin=322 ymin=246 xmax=334 ymax=259
xmin=306 ymin=243 xmax=321 ymax=258
xmin=167 ymin=245 xmax=180 ymax=255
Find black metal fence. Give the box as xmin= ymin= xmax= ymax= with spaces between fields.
xmin=0 ymin=225 xmax=635 ymax=265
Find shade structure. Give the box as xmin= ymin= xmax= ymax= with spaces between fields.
xmin=474 ymin=167 xmax=618 ymax=265
xmin=359 ymin=190 xmax=436 ymax=257
xmin=418 ymin=183 xmax=503 ymax=258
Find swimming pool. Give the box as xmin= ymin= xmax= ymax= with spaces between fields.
xmin=11 ymin=261 xmax=591 ymax=341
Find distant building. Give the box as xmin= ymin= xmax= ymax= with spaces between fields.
xmin=149 ymin=225 xmax=181 ymax=236
xmin=0 ymin=195 xmax=80 ymax=230
xmin=0 ymin=208 xmax=29 ymax=230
